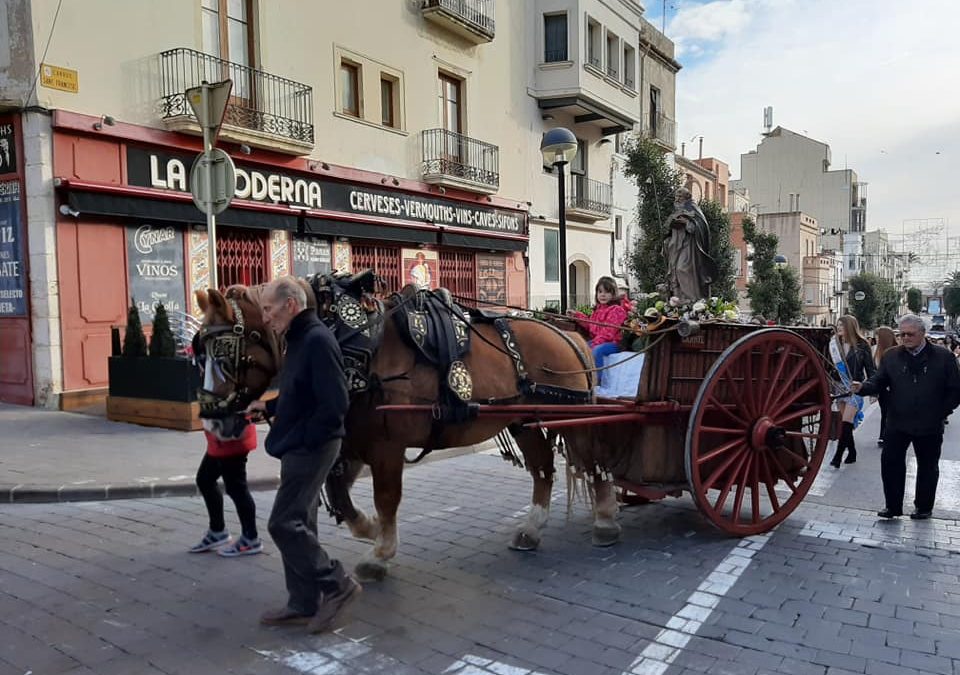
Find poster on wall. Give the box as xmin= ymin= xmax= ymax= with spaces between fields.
xmin=127 ymin=224 xmax=187 ymax=323
xmin=0 ymin=180 xmax=26 ymax=316
xmin=477 ymin=254 xmax=507 ymax=306
xmin=401 ymin=248 xmax=439 ymax=290
xmin=0 ymin=123 xmax=17 ymax=175
xmin=292 ymin=236 xmax=332 ymax=278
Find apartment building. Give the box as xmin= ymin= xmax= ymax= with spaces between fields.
xmin=0 ymin=0 xmax=674 ymax=408
xmin=730 ymin=126 xmax=867 ymax=283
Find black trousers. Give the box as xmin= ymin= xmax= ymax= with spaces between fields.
xmin=881 ymin=429 xmax=943 ymax=513
xmin=878 ymin=393 xmax=889 ymax=440
xmin=196 ymin=453 xmax=258 ymax=540
xmin=268 ymin=440 xmax=348 ymax=615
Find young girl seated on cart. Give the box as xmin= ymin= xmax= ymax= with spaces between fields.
xmin=567 ymin=276 xmax=629 ymax=386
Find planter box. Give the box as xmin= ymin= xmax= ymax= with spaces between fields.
xmin=108 ymin=356 xmax=200 ymax=402
xmin=107 ymin=357 xmax=202 ymax=431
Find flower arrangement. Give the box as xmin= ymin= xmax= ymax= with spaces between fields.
xmin=625 ymin=292 xmax=740 ymax=333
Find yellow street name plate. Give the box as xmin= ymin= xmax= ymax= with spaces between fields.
xmin=40 ymin=64 xmax=78 ymax=93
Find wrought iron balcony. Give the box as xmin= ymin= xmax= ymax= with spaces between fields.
xmin=421 ymin=0 xmax=495 ymax=43
xmin=644 ymin=111 xmax=676 ymax=150
xmin=421 ymin=128 xmax=499 ymax=193
xmin=159 ymin=48 xmax=314 ymax=154
xmin=567 ymin=175 xmax=612 ymax=219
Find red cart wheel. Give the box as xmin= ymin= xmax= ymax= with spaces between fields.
xmin=685 ymin=328 xmax=831 ymax=535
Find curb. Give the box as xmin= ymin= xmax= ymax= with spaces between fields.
xmin=2 ymin=443 xmax=492 ymax=504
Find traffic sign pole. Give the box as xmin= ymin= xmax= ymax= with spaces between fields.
xmin=201 ymin=85 xmax=218 ymax=290
xmin=186 ymin=79 xmax=232 ymax=291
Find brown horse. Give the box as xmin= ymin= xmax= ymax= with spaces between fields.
xmin=194 ymin=280 xmax=622 ymax=581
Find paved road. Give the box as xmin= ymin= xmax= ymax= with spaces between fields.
xmin=4 ymin=413 xmax=960 ymax=675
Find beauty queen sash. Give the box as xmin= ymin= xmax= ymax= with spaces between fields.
xmin=830 ymin=336 xmax=864 ymax=428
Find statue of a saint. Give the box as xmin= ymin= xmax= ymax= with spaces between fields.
xmin=663 ymin=187 xmax=718 ymax=302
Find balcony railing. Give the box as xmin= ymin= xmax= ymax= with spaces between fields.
xmin=545 ymin=48 xmax=568 ymax=62
xmin=624 ymin=75 xmax=635 ymax=90
xmin=421 ymin=128 xmax=500 ymax=191
xmin=422 ymin=0 xmax=495 ymax=42
xmin=644 ymin=111 xmax=676 ymax=149
xmin=568 ymin=175 xmax=612 ymax=216
xmin=159 ymin=48 xmax=313 ymax=148
xmin=587 ymin=55 xmax=602 ymax=69
xmin=606 ymin=66 xmax=619 ymax=79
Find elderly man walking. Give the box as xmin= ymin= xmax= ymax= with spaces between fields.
xmin=853 ymin=314 xmax=960 ymax=519
xmin=245 ymin=277 xmax=360 ymax=632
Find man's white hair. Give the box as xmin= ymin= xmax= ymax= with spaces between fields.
xmin=898 ymin=313 xmax=926 ymax=334
xmin=267 ymin=276 xmax=307 ymax=310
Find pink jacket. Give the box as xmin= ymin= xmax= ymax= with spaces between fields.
xmin=572 ymin=302 xmax=628 ymax=347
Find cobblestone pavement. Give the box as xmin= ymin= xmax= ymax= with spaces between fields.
xmin=6 ymin=415 xmax=960 ymax=675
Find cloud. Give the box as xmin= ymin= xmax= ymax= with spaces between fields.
xmin=667 ymin=0 xmax=754 ymax=56
xmin=672 ymin=0 xmax=960 ymax=254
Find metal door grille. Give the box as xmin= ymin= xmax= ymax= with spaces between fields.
xmin=217 ymin=227 xmax=268 ymax=290
xmin=440 ymin=250 xmax=476 ymax=306
xmin=351 ymin=244 xmax=401 ymax=294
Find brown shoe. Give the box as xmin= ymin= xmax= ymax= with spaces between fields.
xmin=307 ymin=577 xmax=362 ymax=634
xmin=260 ymin=606 xmax=314 ymax=626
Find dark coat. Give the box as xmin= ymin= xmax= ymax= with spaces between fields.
xmin=264 ymin=310 xmax=349 ymax=458
xmin=858 ymin=343 xmax=960 ymax=436
xmin=843 ymin=340 xmax=876 ymax=382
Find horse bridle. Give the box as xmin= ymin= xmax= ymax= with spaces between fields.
xmin=196 ymin=297 xmax=278 ymax=418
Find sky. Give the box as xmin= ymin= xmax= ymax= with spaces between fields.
xmin=645 ymin=0 xmax=960 ymax=266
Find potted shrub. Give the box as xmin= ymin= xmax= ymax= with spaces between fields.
xmin=106 ymin=301 xmax=202 ymax=430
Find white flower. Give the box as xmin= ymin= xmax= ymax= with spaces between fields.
xmin=723 ymin=309 xmax=739 ymax=321
xmin=692 ymin=300 xmax=707 ymax=312
xmin=669 ymin=296 xmax=681 ymax=307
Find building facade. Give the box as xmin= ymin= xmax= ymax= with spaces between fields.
xmin=730 ymin=126 xmax=866 ymax=282
xmin=0 ymin=0 xmax=679 ymax=408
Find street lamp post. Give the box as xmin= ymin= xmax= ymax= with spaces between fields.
xmin=540 ymin=127 xmax=578 ymax=313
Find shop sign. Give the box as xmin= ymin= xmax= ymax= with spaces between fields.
xmin=0 ymin=180 xmax=26 ymax=317
xmin=126 ymin=147 xmax=527 ymax=236
xmin=126 ymin=224 xmax=187 ymax=323
xmin=291 ymin=236 xmax=332 ymax=278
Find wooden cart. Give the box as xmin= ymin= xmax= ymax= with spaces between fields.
xmin=408 ymin=321 xmax=836 ymax=536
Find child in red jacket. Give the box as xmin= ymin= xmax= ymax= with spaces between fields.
xmin=568 ymin=276 xmax=628 ymax=386
xmin=189 ymin=418 xmax=262 ymax=556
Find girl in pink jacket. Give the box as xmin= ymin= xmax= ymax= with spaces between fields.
xmin=568 ymin=276 xmax=628 ymax=385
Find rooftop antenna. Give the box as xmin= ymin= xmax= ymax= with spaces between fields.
xmin=762 ymin=106 xmax=774 ymax=136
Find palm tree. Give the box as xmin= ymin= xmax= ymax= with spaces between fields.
xmin=944 ymin=270 xmax=960 ymax=288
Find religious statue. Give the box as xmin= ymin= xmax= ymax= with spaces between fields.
xmin=662 ymin=187 xmax=718 ymax=302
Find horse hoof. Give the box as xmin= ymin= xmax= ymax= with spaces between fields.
xmin=355 ymin=559 xmax=388 ymax=582
xmin=592 ymin=525 xmax=621 ymax=548
xmin=509 ymin=530 xmax=540 ymax=551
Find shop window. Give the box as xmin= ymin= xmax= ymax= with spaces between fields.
xmin=340 ymin=60 xmax=361 ymax=117
xmin=352 ymin=243 xmax=400 ymax=293
xmin=544 ymin=13 xmax=567 ymax=62
xmin=201 ymin=0 xmax=255 ymax=100
xmin=544 ymin=229 xmax=559 ymax=282
xmin=439 ymin=250 xmax=476 ymax=306
xmin=217 ymin=226 xmax=268 ymax=290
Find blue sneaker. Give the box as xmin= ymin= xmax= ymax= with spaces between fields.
xmin=189 ymin=529 xmax=230 ymax=553
xmin=218 ymin=536 xmax=263 ymax=557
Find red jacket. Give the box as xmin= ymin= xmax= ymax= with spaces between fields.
xmin=572 ymin=302 xmax=628 ymax=348
xmin=205 ymin=423 xmax=258 ymax=458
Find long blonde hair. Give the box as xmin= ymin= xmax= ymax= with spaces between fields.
xmin=837 ymin=314 xmax=867 ymax=349
xmin=875 ymin=325 xmax=896 ymax=365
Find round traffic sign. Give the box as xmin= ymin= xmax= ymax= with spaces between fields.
xmin=190 ymin=148 xmax=237 ymax=215
xmin=853 ymin=291 xmax=866 ymax=301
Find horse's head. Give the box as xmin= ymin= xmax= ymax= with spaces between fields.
xmin=194 ymin=285 xmax=280 ymax=438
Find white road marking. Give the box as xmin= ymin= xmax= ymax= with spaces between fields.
xmin=622 ymin=532 xmax=772 ymax=675
xmin=445 ymin=654 xmax=550 ymax=674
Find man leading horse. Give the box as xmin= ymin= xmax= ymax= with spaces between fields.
xmin=245 ymin=277 xmax=361 ymax=632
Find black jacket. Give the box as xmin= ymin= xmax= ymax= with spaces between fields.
xmin=264 ymin=310 xmax=349 ymax=458
xmin=843 ymin=340 xmax=876 ymax=382
xmin=858 ymin=343 xmax=960 ymax=436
